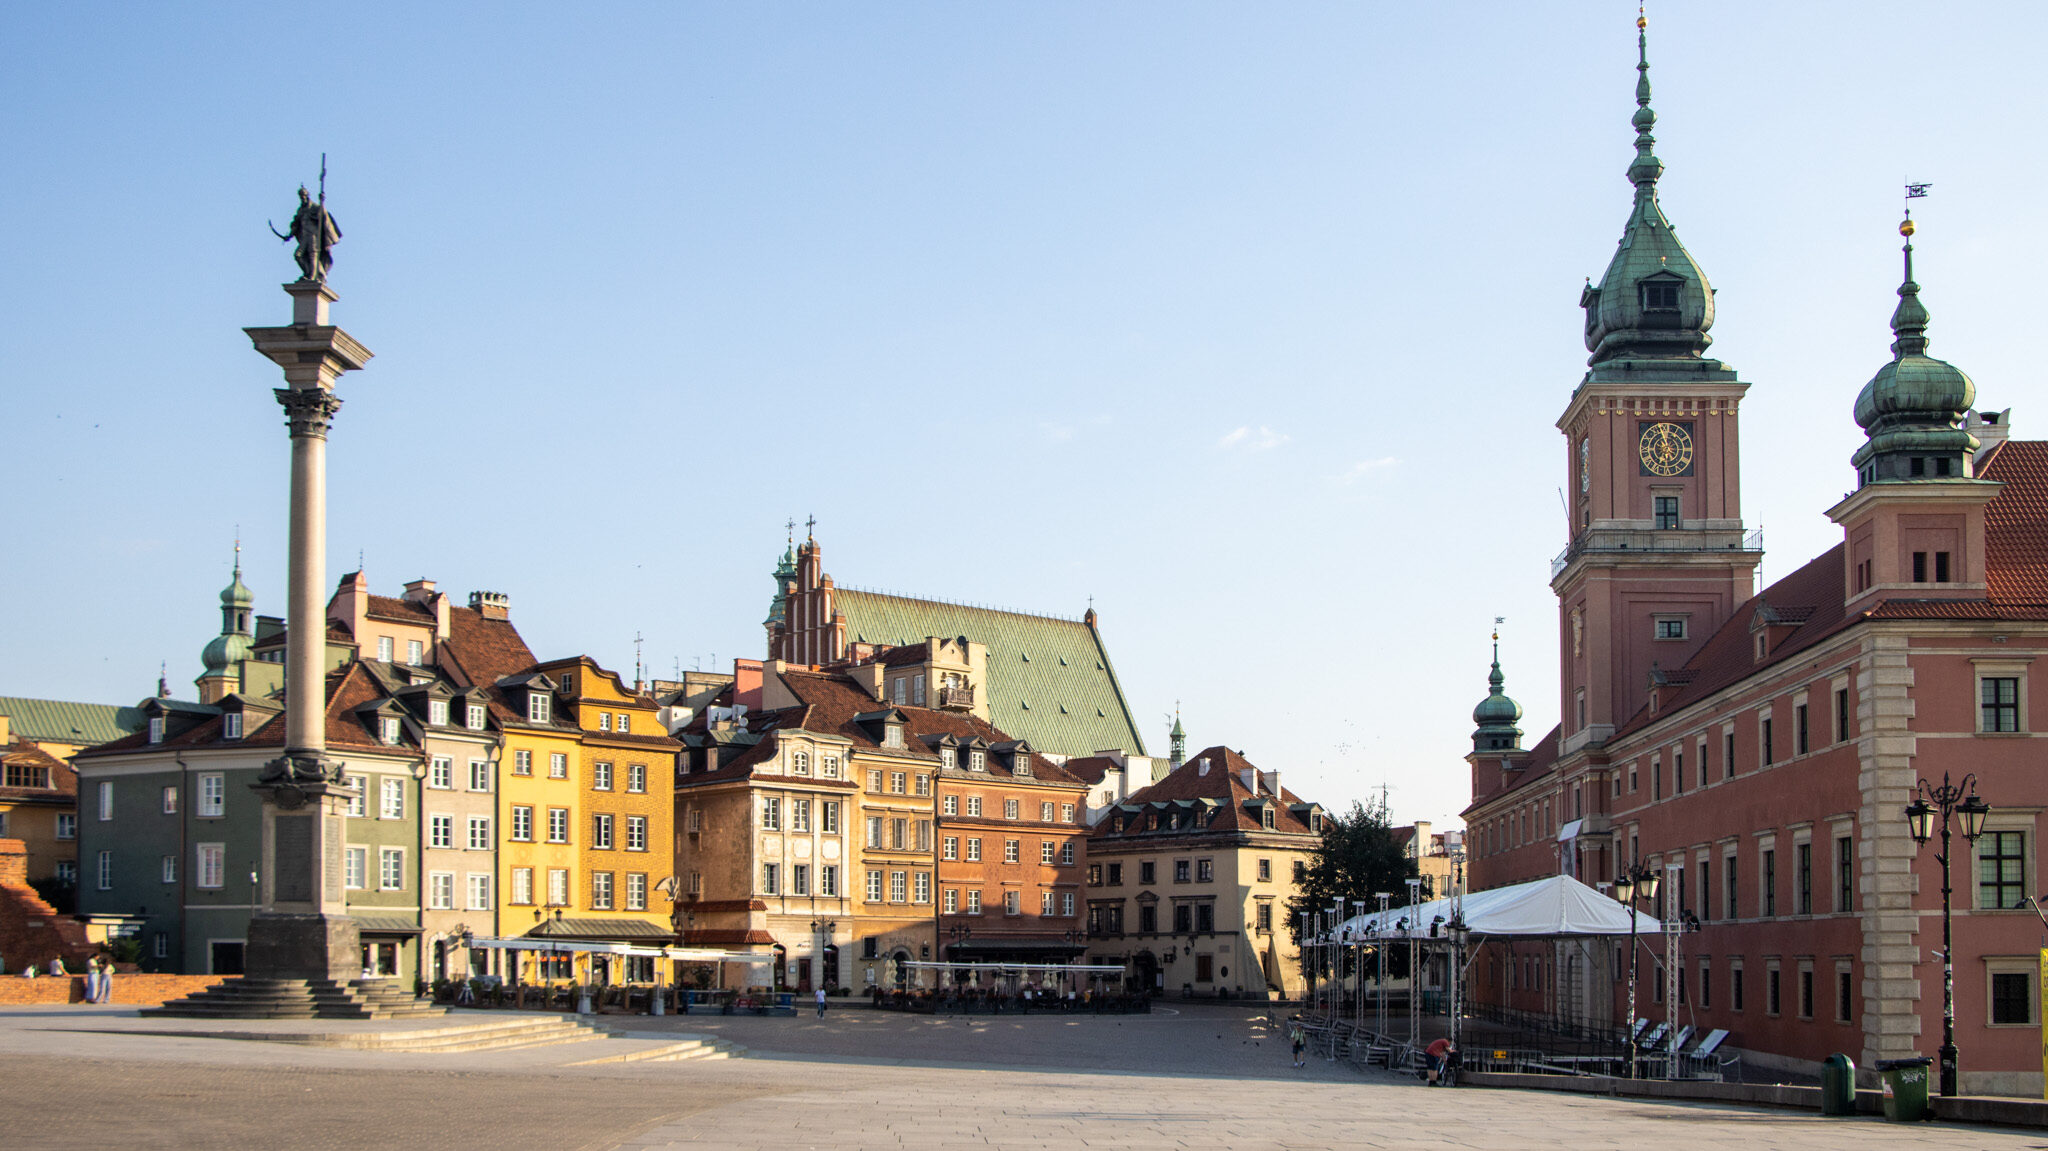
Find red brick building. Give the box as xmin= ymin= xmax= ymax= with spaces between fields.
xmin=1464 ymin=25 xmax=2048 ymax=1093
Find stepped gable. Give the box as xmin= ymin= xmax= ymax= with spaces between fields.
xmin=1117 ymin=745 xmax=1313 ymax=834
xmin=776 ymin=669 xmax=1084 ymax=786
xmin=0 ymin=838 xmax=96 ymax=970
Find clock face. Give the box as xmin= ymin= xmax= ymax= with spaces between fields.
xmin=1639 ymin=421 xmax=1694 ymax=477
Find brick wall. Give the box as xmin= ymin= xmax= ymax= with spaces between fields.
xmin=0 ymin=837 xmax=96 ymax=972
xmin=0 ymin=973 xmax=223 ymax=1006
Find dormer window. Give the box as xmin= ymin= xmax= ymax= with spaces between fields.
xmin=1261 ymin=806 xmax=1275 ymax=830
xmin=148 ymin=717 xmax=164 ymax=744
xmin=527 ymin=691 xmax=550 ymax=724
xmin=968 ymin=749 xmax=985 ymax=771
xmin=1012 ymin=753 xmax=1031 ymax=777
xmin=884 ymin=724 xmax=904 ymax=749
xmin=223 ymin=712 xmax=243 ymax=740
xmin=1641 ymin=280 xmax=1680 ymax=310
xmin=940 ymin=748 xmax=957 ymax=769
xmin=466 ymin=704 xmax=486 ymax=730
xmin=428 ymin=700 xmax=448 ymax=726
xmin=379 ymin=716 xmax=402 ymax=745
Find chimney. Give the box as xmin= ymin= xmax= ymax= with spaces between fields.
xmin=0 ymin=838 xmax=26 ymax=889
xmin=1259 ymin=769 xmax=1280 ymax=797
xmin=1966 ymin=407 xmax=2012 ymax=464
xmin=469 ymin=591 xmax=510 ymax=621
xmin=1412 ymin=820 xmax=1433 ymax=858
xmin=1239 ymin=767 xmax=1257 ymax=794
xmin=1196 ymin=756 xmax=1210 ymax=776
xmin=402 ymin=578 xmax=436 ymax=604
xmin=430 ymin=591 xmax=452 ymax=640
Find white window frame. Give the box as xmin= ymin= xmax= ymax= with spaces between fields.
xmin=592 ymin=870 xmax=615 ymax=909
xmin=966 ymin=889 xmax=982 ymax=914
xmin=223 ymin=712 xmax=243 ymax=740
xmin=467 ymin=872 xmax=492 ymax=911
xmin=99 ymin=781 xmax=114 ymax=821
xmin=549 ymin=752 xmax=568 ymax=778
xmin=914 ymin=872 xmax=931 ymax=903
xmin=762 ymin=796 xmax=781 ymax=831
xmin=943 ymin=836 xmax=959 ymax=861
xmin=547 ymin=807 xmax=568 ymax=843
xmin=380 ymin=777 xmax=404 ymax=820
xmin=428 ymin=871 xmax=456 ymax=910
xmin=792 ymin=800 xmax=810 ymax=833
xmin=820 ymin=865 xmax=838 ymax=897
xmin=512 ymin=867 xmax=534 ymax=905
xmin=428 ymin=700 xmax=449 ymax=726
xmin=469 ymin=759 xmax=491 ymax=792
xmin=1004 ymin=799 xmax=1019 ymax=820
xmin=966 ymin=837 xmax=982 ymax=862
xmin=429 ymin=814 xmax=454 ymax=849
xmin=627 ymin=814 xmax=648 ymax=851
xmin=379 ymin=846 xmax=405 ymax=891
xmin=97 ymin=850 xmax=113 ymax=890
xmin=823 ymin=800 xmax=840 ymax=834
xmin=528 ymin=692 xmax=550 ymax=724
xmin=429 ymin=756 xmax=453 ymax=789
xmin=628 ymin=763 xmax=647 ymax=793
xmin=194 ymin=843 xmax=224 ymax=889
xmin=344 ymin=846 xmax=367 ymax=890
xmin=511 ymin=806 xmax=533 ymax=842
xmin=161 ymin=854 xmax=177 ymax=884
xmin=593 ymin=813 xmax=614 ymax=850
xmin=866 ymin=870 xmax=883 ymax=902
xmin=198 ymin=773 xmax=225 ymax=818
xmin=344 ymin=775 xmax=365 ymax=818
xmin=761 ymin=863 xmax=779 ymax=897
xmin=467 ymin=703 xmax=487 ymax=730
xmin=468 ymin=815 xmax=491 ymax=850
xmin=513 ymin=749 xmax=532 ymax=775
xmin=966 ymin=796 xmax=982 ymax=817
xmin=377 ymin=636 xmax=394 ymax=662
xmin=547 ymin=868 xmax=569 ymax=907
xmin=593 ymin=761 xmax=612 ymax=791
xmin=407 ymin=638 xmax=424 ymax=665
xmin=625 ymin=872 xmax=647 ymax=911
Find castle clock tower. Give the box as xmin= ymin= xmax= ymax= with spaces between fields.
xmin=1553 ymin=16 xmax=1761 ymax=751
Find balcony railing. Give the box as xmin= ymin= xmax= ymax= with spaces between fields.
xmin=1550 ymin=527 xmax=1764 ymax=580
xmin=938 ymin=685 xmax=975 ymax=711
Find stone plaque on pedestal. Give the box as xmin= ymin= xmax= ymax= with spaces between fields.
xmin=275 ymin=815 xmax=313 ymax=903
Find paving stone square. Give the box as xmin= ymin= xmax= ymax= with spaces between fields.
xmin=0 ymin=1003 xmax=2036 ymax=1150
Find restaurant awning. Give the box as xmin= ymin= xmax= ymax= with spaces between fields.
xmin=1327 ymin=875 xmax=1661 ymax=941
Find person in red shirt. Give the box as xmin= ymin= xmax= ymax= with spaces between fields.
xmin=1425 ymin=1037 xmax=1457 ymax=1086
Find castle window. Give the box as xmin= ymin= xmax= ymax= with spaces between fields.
xmin=1641 ymin=280 xmax=1680 ymax=310
xmin=1655 ymin=618 xmax=1686 ymax=640
xmin=1913 ymin=552 xmax=1928 ymax=583
xmin=1936 ymin=552 xmax=1951 ymax=582
xmin=1654 ymin=495 xmax=1680 ymax=530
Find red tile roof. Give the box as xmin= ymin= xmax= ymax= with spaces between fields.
xmin=1980 ymin=440 xmax=2048 ymax=604
xmin=365 ymin=594 xmax=435 ymax=624
xmin=1113 ymin=745 xmax=1317 ymax=835
xmin=1061 ymin=755 xmax=1119 ymax=785
xmin=0 ymin=738 xmax=74 ymax=802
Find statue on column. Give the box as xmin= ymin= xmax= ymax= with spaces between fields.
xmin=270 ymin=183 xmax=341 ymax=283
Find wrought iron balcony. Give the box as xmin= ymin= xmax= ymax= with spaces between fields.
xmin=938 ymin=685 xmax=976 ymax=711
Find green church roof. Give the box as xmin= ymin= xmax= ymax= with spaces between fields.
xmin=0 ymin=695 xmax=148 ymax=748
xmin=832 ymin=589 xmax=1145 ymax=759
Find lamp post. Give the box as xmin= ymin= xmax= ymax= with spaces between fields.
xmin=1905 ymin=772 xmax=1990 ymax=1098
xmin=1614 ymin=861 xmax=1661 ymax=1078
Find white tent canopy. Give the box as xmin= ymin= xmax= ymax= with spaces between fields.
xmin=1326 ymin=874 xmax=1661 ymax=941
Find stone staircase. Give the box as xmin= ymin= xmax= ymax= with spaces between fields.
xmin=565 ymin=1033 xmax=744 ymax=1064
xmin=287 ymin=1014 xmax=616 ymax=1053
xmin=142 ymin=978 xmax=446 ymax=1020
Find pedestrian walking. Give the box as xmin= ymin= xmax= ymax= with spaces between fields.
xmin=815 ymin=987 xmax=828 ymax=1018
xmin=1289 ymin=1019 xmax=1307 ymax=1068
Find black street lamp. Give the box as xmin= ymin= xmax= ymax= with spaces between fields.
xmin=1613 ymin=861 xmax=1661 ymax=1079
xmin=1905 ymin=772 xmax=1990 ymax=1098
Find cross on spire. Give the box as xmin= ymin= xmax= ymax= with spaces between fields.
xmin=805 ymin=514 xmax=816 ymax=541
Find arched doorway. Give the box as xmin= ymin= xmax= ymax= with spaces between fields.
xmin=772 ymin=943 xmax=788 ymax=990
xmin=1133 ymin=950 xmax=1159 ymax=995
xmin=890 ymin=949 xmax=911 ymax=990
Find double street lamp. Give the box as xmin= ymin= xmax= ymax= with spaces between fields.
xmin=1613 ymin=861 xmax=1661 ymax=1079
xmin=1904 ymin=772 xmax=1991 ymax=1098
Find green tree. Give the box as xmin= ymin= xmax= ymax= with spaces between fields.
xmin=1289 ymin=798 xmax=1420 ymax=981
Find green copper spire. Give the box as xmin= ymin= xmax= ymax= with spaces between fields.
xmin=1471 ymin=631 xmax=1523 ymax=754
xmin=1851 ymin=206 xmax=1978 ymax=484
xmin=1581 ymin=9 xmax=1718 ymax=366
xmin=202 ymin=540 xmax=256 ymax=674
xmin=764 ymin=519 xmax=799 ymax=627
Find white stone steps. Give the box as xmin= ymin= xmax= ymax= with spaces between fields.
xmin=563 ymin=1035 xmax=744 ymax=1065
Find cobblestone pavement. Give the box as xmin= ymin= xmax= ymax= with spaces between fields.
xmin=1 ymin=1004 xmax=2039 ymax=1150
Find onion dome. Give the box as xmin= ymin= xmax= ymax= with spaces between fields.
xmin=202 ymin=548 xmax=255 ymax=673
xmin=1580 ymin=13 xmax=1716 ymax=366
xmin=1851 ymin=214 xmax=1978 ymax=484
xmin=1471 ymin=636 xmax=1524 ymax=754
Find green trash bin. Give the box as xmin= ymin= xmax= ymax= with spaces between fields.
xmin=1876 ymin=1056 xmax=1933 ymax=1122
xmin=1820 ymin=1053 xmax=1856 ymax=1116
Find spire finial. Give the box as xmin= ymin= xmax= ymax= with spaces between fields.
xmin=1627 ymin=4 xmax=1663 ymax=191
xmin=805 ymin=514 xmax=816 ymax=542
xmin=1892 ymin=182 xmax=1934 ymax=357
xmin=233 ymin=527 xmax=242 ymax=577
xmin=158 ymin=661 xmax=170 ymax=699
xmin=786 ymin=517 xmax=796 ymax=546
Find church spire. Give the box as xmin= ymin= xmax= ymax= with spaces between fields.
xmin=1580 ymin=7 xmax=1718 ymax=366
xmin=1471 ymin=625 xmax=1524 ymax=754
xmin=1851 ymin=194 xmax=1978 ymax=485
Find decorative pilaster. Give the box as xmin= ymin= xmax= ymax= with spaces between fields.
xmin=1857 ymin=632 xmax=1926 ymax=1067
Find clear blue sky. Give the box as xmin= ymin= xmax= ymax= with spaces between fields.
xmin=4 ymin=3 xmax=2043 ymax=829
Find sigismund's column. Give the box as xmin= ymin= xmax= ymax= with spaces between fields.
xmin=242 ymin=187 xmax=373 ymax=982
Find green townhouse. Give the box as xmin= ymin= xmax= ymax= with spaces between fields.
xmin=74 ymin=662 xmax=429 ymax=979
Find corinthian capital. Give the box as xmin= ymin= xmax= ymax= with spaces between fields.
xmin=274 ymin=387 xmax=345 ymax=439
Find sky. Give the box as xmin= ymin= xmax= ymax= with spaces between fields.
xmin=4 ymin=3 xmax=2044 ymax=830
